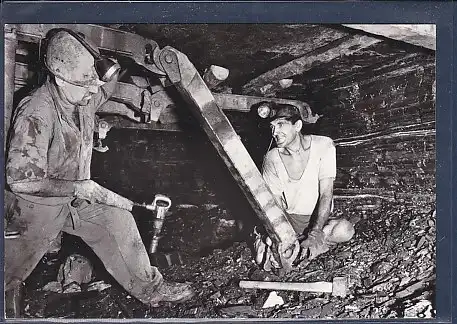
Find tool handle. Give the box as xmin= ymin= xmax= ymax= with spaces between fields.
xmin=133 ymin=194 xmax=171 ymax=212
xmin=152 ymin=194 xmax=172 ymax=209
xmin=239 ymin=280 xmax=332 ymax=293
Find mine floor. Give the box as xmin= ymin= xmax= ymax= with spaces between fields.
xmin=20 ymin=201 xmax=435 ymax=320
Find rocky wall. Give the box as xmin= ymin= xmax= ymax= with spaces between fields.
xmin=284 ymin=42 xmax=436 ymax=207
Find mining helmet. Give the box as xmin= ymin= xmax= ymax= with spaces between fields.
xmin=45 ymin=29 xmax=120 ymax=86
xmin=257 ymin=102 xmax=308 ymax=122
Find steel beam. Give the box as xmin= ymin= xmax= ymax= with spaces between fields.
xmin=157 ymin=47 xmax=300 ymax=271
xmin=17 ymin=60 xmax=317 ymax=125
xmin=213 ymin=93 xmax=316 ymax=123
xmin=158 ymin=93 xmax=317 ymax=124
xmin=97 ymin=115 xmax=182 ymax=132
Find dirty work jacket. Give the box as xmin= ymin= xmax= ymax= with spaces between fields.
xmin=4 ymin=78 xmax=165 ymax=301
xmin=6 ymin=77 xmax=116 ymax=205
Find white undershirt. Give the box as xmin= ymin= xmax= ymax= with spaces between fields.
xmin=262 ymin=135 xmax=336 ymax=215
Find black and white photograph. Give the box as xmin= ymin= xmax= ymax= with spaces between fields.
xmin=3 ymin=23 xmax=436 ymax=320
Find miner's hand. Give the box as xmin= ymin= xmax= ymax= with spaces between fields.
xmin=75 ymin=180 xmax=134 ymax=211
xmin=298 ymin=228 xmax=326 ymax=261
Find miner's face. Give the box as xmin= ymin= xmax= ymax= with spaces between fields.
xmin=270 ymin=118 xmax=300 ymax=148
xmin=54 ymin=55 xmax=104 ymax=106
xmin=56 ymin=77 xmax=103 ymax=106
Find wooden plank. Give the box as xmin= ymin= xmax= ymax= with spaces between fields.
xmin=242 ymin=35 xmax=382 ymax=95
xmin=342 ymin=24 xmax=436 ymax=51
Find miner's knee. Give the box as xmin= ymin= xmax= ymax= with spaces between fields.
xmin=100 ymin=206 xmax=137 ymax=234
xmin=110 ymin=207 xmax=134 ymax=222
xmin=327 ymin=219 xmax=355 ymax=243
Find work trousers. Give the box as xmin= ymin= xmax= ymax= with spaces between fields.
xmin=4 ymin=193 xmax=163 ymax=305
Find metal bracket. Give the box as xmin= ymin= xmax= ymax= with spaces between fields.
xmin=151 ymin=45 xmax=301 ymax=273
xmin=93 ymin=119 xmax=112 ymax=153
xmin=143 ymin=90 xmax=174 ymax=122
xmin=158 ymin=48 xmax=182 ymax=84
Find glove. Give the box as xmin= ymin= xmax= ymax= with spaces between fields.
xmin=74 ymin=180 xmax=133 ymax=211
xmin=298 ymin=228 xmax=328 ymax=261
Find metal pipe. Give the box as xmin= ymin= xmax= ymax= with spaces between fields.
xmin=4 ymin=26 xmax=18 ymax=149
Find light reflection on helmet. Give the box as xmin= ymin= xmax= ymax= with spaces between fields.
xmin=45 ymin=30 xmax=101 ymax=87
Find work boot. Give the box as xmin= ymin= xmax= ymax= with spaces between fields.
xmin=149 ymin=281 xmax=195 ymax=307
xmin=5 ymin=283 xmax=24 ymax=318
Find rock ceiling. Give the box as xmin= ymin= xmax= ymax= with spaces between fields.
xmin=106 ymin=24 xmax=433 ymax=99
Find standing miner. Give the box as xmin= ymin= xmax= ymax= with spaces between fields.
xmin=254 ymin=103 xmax=355 ymax=270
xmin=4 ymin=29 xmax=194 ymax=313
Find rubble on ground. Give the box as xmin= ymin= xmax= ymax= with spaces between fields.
xmin=21 ymin=201 xmax=435 ymax=319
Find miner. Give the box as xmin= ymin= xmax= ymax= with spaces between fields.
xmin=254 ymin=103 xmax=355 ymax=270
xmin=4 ymin=29 xmax=194 ymax=312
